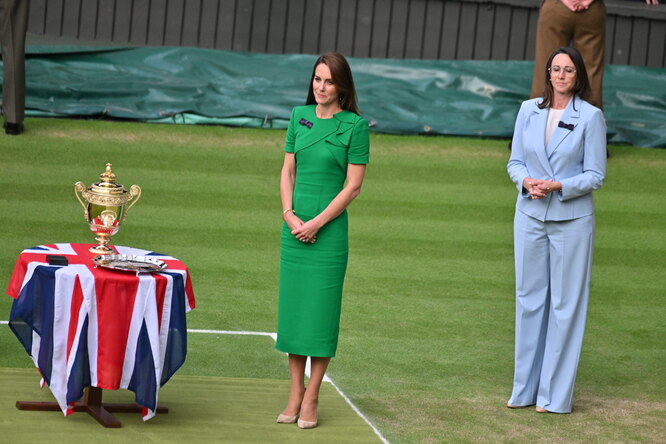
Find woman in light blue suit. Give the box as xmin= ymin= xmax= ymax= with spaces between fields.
xmin=507 ymin=46 xmax=606 ymax=414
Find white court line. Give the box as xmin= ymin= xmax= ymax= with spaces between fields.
xmin=1 ymin=321 xmax=388 ymax=443
xmin=188 ymin=328 xmax=277 ymax=341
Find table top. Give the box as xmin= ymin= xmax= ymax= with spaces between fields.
xmin=8 ymin=243 xmax=195 ymax=305
xmin=7 ymin=243 xmax=196 ymax=420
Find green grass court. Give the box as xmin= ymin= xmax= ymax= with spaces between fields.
xmin=0 ymin=118 xmax=665 ymax=443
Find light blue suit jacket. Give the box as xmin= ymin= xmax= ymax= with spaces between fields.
xmin=507 ymin=97 xmax=607 ymax=222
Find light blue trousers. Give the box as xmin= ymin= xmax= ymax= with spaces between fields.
xmin=508 ymin=210 xmax=595 ymax=413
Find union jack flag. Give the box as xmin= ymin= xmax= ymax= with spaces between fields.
xmin=7 ymin=243 xmax=196 ymax=420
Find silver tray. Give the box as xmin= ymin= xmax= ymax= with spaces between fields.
xmin=93 ymin=254 xmax=167 ymax=273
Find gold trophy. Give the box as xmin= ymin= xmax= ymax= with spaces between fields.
xmin=74 ymin=164 xmax=142 ymax=254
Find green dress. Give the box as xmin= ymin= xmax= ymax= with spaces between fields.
xmin=276 ymin=105 xmax=370 ymax=357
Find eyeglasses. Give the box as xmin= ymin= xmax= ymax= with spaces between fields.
xmin=549 ymin=65 xmax=576 ymax=77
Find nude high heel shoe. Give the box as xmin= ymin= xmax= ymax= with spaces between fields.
xmin=276 ymin=413 xmax=299 ymax=424
xmin=297 ymin=417 xmax=318 ymax=429
xmin=297 ymin=401 xmax=318 ymax=429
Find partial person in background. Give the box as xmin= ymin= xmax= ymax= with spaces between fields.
xmin=275 ymin=52 xmax=369 ymax=429
xmin=531 ymin=0 xmax=659 ymax=110
xmin=0 ymin=0 xmax=29 ymax=135
xmin=507 ymin=46 xmax=606 ymax=414
xmin=531 ymin=0 xmax=606 ymax=109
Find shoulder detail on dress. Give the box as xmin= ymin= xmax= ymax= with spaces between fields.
xmin=333 ymin=110 xmax=365 ymax=125
xmin=291 ymin=104 xmax=316 ymax=117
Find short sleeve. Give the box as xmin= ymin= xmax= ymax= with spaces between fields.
xmin=347 ymin=118 xmax=370 ymax=164
xmin=284 ymin=108 xmax=297 ymax=153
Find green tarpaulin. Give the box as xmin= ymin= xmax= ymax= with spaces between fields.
xmin=8 ymin=46 xmax=666 ymax=147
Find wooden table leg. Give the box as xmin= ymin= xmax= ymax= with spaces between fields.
xmin=16 ymin=387 xmax=168 ymax=428
xmin=81 ymin=386 xmax=122 ymax=428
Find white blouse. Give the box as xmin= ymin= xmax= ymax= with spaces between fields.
xmin=545 ymin=107 xmax=565 ymax=146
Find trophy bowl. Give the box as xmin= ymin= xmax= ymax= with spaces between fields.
xmin=74 ymin=163 xmax=142 ymax=255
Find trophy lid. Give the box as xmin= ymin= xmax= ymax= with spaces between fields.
xmin=99 ymin=163 xmax=117 ymax=184
xmin=90 ymin=164 xmax=128 ymax=195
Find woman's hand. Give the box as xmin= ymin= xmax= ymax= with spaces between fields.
xmin=524 ymin=178 xmax=547 ymax=199
xmin=291 ymin=218 xmax=321 ymax=244
xmin=284 ymin=211 xmax=304 ymax=231
xmin=560 ymin=0 xmax=593 ymax=12
xmin=284 ymin=211 xmax=317 ymax=244
xmin=533 ymin=180 xmax=562 ymax=198
xmin=524 ymin=178 xmax=562 ymax=199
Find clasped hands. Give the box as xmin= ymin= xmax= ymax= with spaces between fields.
xmin=285 ymin=213 xmax=320 ymax=244
xmin=524 ymin=178 xmax=561 ymax=200
xmin=560 ymin=0 xmax=595 ymax=11
xmin=560 ymin=0 xmax=657 ymax=11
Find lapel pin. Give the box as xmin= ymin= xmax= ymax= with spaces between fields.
xmin=558 ymin=121 xmax=575 ymax=131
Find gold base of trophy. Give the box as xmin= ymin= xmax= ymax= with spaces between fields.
xmin=90 ymin=244 xmax=115 ymax=255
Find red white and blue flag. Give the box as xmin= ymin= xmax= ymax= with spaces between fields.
xmin=7 ymin=243 xmax=196 ymax=420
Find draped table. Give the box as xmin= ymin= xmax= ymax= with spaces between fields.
xmin=6 ymin=243 xmax=196 ymax=427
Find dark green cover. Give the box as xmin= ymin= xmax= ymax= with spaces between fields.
xmin=7 ymin=46 xmax=665 ymax=147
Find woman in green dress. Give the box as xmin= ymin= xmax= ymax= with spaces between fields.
xmin=276 ymin=52 xmax=369 ymax=429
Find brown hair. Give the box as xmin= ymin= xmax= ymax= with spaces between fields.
xmin=305 ymin=52 xmax=361 ymax=115
xmin=538 ymin=46 xmax=591 ymax=111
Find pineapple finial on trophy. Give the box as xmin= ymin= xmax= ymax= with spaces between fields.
xmin=99 ymin=163 xmax=117 ymax=184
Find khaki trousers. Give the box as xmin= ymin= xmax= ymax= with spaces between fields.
xmin=0 ymin=0 xmax=29 ymax=124
xmin=530 ymin=0 xmax=606 ymax=109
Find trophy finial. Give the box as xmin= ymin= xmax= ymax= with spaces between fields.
xmin=99 ymin=163 xmax=117 ymax=184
